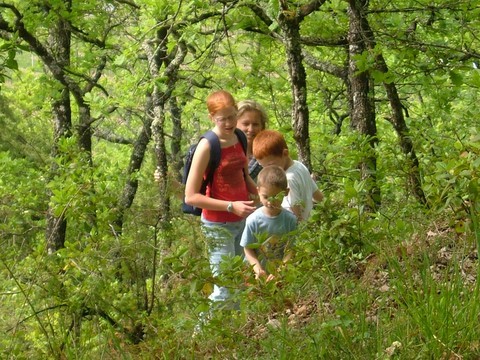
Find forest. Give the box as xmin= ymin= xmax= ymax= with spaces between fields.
xmin=0 ymin=0 xmax=479 ymax=358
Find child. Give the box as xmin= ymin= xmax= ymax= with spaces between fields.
xmin=241 ymin=165 xmax=297 ymax=281
xmin=185 ymin=90 xmax=257 ymax=305
xmin=253 ymin=129 xmax=323 ymax=222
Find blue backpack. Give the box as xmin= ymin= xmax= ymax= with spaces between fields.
xmin=181 ymin=128 xmax=247 ymax=215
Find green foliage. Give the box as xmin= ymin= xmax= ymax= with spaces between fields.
xmin=0 ymin=66 xmax=53 ymax=162
xmin=1 ymin=0 xmax=480 ymax=358
xmin=0 ymin=40 xmax=18 ymax=83
xmin=0 ymin=152 xmax=46 ymax=256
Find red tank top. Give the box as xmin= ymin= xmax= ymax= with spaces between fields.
xmin=203 ymin=142 xmax=249 ymax=222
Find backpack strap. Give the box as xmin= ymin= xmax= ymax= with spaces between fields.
xmin=234 ymin=128 xmax=249 ymax=179
xmin=234 ymin=128 xmax=248 ymax=154
xmin=202 ymin=130 xmax=221 ymax=186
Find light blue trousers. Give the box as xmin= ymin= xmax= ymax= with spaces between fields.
xmin=201 ymin=217 xmax=245 ymax=304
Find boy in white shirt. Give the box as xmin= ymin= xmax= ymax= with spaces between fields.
xmin=253 ymin=130 xmax=323 ymax=222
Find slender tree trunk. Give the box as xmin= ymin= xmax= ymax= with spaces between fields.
xmin=151 ymin=96 xmax=170 ymax=223
xmin=169 ymin=96 xmax=183 ymax=184
xmin=374 ymin=55 xmax=427 ymax=205
xmin=112 ymin=115 xmax=153 ymax=234
xmin=348 ymin=0 xmax=380 ymax=209
xmin=45 ymin=3 xmax=71 ymax=253
xmin=46 ymin=88 xmax=71 ymax=253
xmin=143 ymin=27 xmax=171 ymax=225
xmin=243 ymin=1 xmax=327 ymax=170
xmin=278 ymin=1 xmax=312 ymax=170
xmin=143 ymin=28 xmax=187 ymax=226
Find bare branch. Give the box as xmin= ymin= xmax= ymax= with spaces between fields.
xmin=241 ymin=3 xmax=273 ymax=27
xmin=298 ymin=0 xmax=328 ymax=19
xmin=94 ymin=129 xmax=133 ymax=145
xmin=303 ymin=50 xmax=348 ymax=80
xmin=83 ymin=55 xmax=108 ymax=94
xmin=112 ymin=0 xmax=141 ymax=10
xmin=6 ymin=304 xmax=68 ymax=332
xmin=301 ymin=35 xmax=348 ymax=47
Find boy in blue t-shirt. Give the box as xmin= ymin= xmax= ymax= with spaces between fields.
xmin=241 ymin=165 xmax=297 ymax=281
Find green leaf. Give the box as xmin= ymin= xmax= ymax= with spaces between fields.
xmin=113 ymin=54 xmax=126 ymax=66
xmin=449 ymin=71 xmax=463 ymax=86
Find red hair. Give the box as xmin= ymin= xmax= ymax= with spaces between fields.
xmin=206 ymin=90 xmax=236 ymax=115
xmin=253 ymin=130 xmax=288 ymax=160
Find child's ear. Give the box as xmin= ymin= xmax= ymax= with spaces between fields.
xmin=283 ymin=148 xmax=289 ymax=157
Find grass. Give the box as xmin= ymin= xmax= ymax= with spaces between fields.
xmin=120 ymin=207 xmax=478 ymax=359
xmin=1 ymin=199 xmax=479 ymax=359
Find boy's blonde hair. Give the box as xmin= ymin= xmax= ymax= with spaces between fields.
xmin=257 ymin=165 xmax=288 ymax=190
xmin=253 ymin=130 xmax=288 ymax=160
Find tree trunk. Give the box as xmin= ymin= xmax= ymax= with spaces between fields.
xmin=151 ymin=96 xmax=170 ymax=223
xmin=169 ymin=96 xmax=183 ymax=184
xmin=142 ymin=27 xmax=171 ymax=225
xmin=143 ymin=28 xmax=187 ymax=226
xmin=46 ymin=89 xmax=71 ymax=253
xmin=347 ymin=0 xmax=380 ymax=209
xmin=374 ymin=55 xmax=427 ymax=205
xmin=45 ymin=3 xmax=72 ymax=253
xmin=278 ymin=3 xmax=312 ymax=170
xmin=112 ymin=115 xmax=153 ymax=234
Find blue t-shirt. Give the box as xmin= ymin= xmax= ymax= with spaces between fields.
xmin=241 ymin=207 xmax=297 ymax=263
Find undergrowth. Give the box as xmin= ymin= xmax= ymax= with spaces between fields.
xmin=1 ymin=128 xmax=479 ymax=359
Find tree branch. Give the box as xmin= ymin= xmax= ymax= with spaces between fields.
xmin=83 ymin=55 xmax=108 ymax=94
xmin=6 ymin=304 xmax=68 ymax=332
xmin=241 ymin=4 xmax=273 ymax=27
xmin=303 ymin=50 xmax=348 ymax=80
xmin=112 ymin=0 xmax=141 ymax=10
xmin=298 ymin=0 xmax=328 ymax=19
xmin=301 ymin=35 xmax=348 ymax=47
xmin=94 ymin=129 xmax=133 ymax=145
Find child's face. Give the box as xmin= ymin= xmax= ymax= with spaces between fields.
xmin=257 ymin=154 xmax=289 ymax=171
xmin=210 ymin=106 xmax=238 ymax=135
xmin=258 ymin=184 xmax=287 ymax=210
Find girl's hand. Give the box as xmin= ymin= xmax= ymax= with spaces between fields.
xmin=232 ymin=200 xmax=256 ymax=217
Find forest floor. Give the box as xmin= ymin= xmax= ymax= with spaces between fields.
xmin=241 ymin=223 xmax=478 ymax=341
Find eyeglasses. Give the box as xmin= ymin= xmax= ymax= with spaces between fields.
xmin=214 ymin=113 xmax=238 ymax=124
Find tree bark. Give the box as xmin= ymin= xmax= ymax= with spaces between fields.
xmin=278 ymin=14 xmax=311 ymax=169
xmin=143 ymin=28 xmax=187 ymax=226
xmin=374 ymin=55 xmax=427 ymax=205
xmin=277 ymin=1 xmax=325 ymax=171
xmin=143 ymin=28 xmax=170 ymax=224
xmin=45 ymin=2 xmax=72 ymax=253
xmin=169 ymin=97 xmax=183 ymax=182
xmin=111 ymin=115 xmax=153 ymax=234
xmin=347 ymin=0 xmax=380 ymax=209
xmin=46 ymin=88 xmax=71 ymax=253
